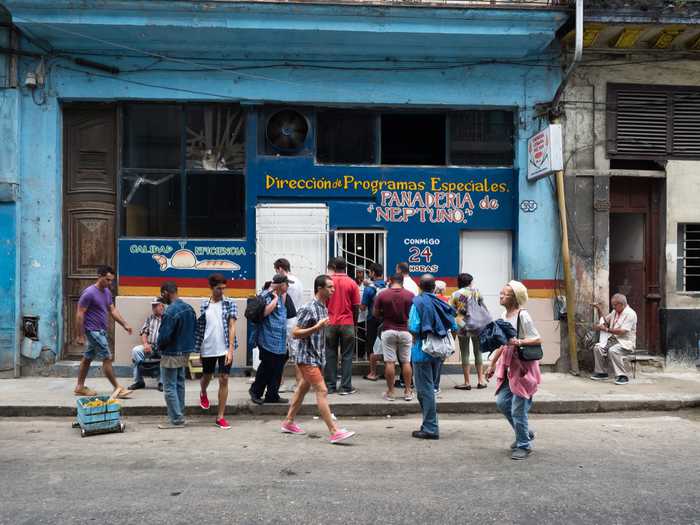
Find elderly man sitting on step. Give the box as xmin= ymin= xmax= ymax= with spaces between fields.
xmin=590 ymin=294 xmax=638 ymax=386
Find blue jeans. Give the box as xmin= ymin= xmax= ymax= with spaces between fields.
xmin=413 ymin=357 xmax=443 ymax=436
xmin=433 ymin=359 xmax=443 ymax=391
xmin=160 ymin=366 xmax=186 ymax=424
xmin=131 ymin=345 xmax=162 ymax=383
xmin=84 ymin=330 xmax=111 ymax=361
xmin=496 ymin=378 xmax=533 ymax=450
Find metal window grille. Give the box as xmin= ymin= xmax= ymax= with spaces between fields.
xmin=679 ymin=224 xmax=700 ymax=292
xmin=334 ymin=230 xmax=386 ymax=360
xmin=334 ymin=230 xmax=386 ymax=280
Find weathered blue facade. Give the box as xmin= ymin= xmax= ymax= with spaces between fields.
xmin=1 ymin=0 xmax=569 ymax=373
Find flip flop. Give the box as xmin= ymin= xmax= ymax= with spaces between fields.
xmin=116 ymin=387 xmax=133 ymax=399
xmin=454 ymin=384 xmax=472 ymax=391
xmin=74 ymin=386 xmax=97 ymax=396
xmin=363 ymin=375 xmax=379 ymax=382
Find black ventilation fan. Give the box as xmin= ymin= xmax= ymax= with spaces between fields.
xmin=266 ymin=109 xmax=309 ymax=154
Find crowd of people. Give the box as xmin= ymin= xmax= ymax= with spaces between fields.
xmin=71 ymin=260 xmax=638 ymax=458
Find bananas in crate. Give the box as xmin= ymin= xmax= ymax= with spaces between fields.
xmin=83 ymin=398 xmax=121 ymax=408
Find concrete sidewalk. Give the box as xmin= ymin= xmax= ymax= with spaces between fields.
xmin=1 ymin=370 xmax=700 ymax=417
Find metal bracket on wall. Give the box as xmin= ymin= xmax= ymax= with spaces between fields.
xmin=0 ymin=182 xmax=18 ymax=202
xmin=593 ymin=198 xmax=610 ymax=212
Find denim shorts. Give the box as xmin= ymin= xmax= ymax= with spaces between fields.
xmin=84 ymin=330 xmax=112 ymax=361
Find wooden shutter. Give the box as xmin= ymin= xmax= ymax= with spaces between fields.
xmin=608 ymin=84 xmax=700 ymax=160
xmin=672 ymin=92 xmax=700 ymax=157
xmin=608 ymin=87 xmax=669 ymax=158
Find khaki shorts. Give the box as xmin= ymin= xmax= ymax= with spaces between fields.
xmin=381 ymin=330 xmax=412 ymax=363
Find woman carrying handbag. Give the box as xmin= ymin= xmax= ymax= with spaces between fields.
xmin=486 ymin=280 xmax=542 ymax=460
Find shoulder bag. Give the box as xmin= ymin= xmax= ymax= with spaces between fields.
xmin=516 ymin=310 xmax=543 ymax=362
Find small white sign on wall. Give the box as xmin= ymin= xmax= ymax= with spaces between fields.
xmin=527 ymin=124 xmax=563 ymax=181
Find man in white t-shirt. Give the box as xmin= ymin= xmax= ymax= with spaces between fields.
xmin=195 ymin=273 xmax=238 ymax=429
xmin=275 ymin=258 xmax=304 ymax=393
xmin=396 ymin=262 xmax=419 ymax=296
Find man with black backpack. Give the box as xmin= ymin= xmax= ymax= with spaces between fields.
xmin=248 ymin=274 xmax=292 ymax=405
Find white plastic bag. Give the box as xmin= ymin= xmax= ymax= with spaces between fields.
xmin=252 ymin=346 xmax=261 ymax=371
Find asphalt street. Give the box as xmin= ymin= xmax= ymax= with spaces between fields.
xmin=1 ymin=411 xmax=699 ymax=525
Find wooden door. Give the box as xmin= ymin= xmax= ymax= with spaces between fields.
xmin=609 ymin=178 xmax=662 ymax=352
xmin=62 ymin=106 xmax=117 ymax=358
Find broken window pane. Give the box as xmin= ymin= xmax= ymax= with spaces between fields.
xmin=186 ymin=105 xmax=245 ymax=171
xmin=121 ymin=172 xmax=181 ymax=237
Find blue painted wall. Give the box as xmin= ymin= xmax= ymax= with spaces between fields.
xmin=0 ymin=89 xmax=20 ymax=374
xmin=4 ymin=2 xmax=567 ymax=360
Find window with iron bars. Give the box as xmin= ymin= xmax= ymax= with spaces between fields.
xmin=678 ymin=224 xmax=700 ymax=292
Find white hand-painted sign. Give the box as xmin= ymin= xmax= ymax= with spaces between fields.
xmin=527 ymin=124 xmax=563 ymax=181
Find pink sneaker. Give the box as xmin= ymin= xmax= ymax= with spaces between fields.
xmin=329 ymin=429 xmax=356 ymax=444
xmin=200 ymin=392 xmax=210 ymax=410
xmin=281 ymin=421 xmax=306 ymax=435
xmin=216 ymin=418 xmax=231 ymax=430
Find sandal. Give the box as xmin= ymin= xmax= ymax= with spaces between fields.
xmin=116 ymin=387 xmax=133 ymax=399
xmin=454 ymin=384 xmax=472 ymax=391
xmin=383 ymin=393 xmax=396 ymax=401
xmin=74 ymin=386 xmax=97 ymax=396
xmin=363 ymin=374 xmax=379 ymax=382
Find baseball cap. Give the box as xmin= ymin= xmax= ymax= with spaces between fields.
xmin=151 ymin=297 xmax=165 ymax=305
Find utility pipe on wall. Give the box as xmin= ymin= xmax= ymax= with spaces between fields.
xmin=554 ymin=0 xmax=583 ymax=375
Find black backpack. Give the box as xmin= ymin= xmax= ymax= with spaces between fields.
xmin=244 ymin=294 xmax=266 ymax=323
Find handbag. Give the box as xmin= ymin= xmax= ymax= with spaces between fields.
xmin=515 ymin=310 xmax=543 ymax=362
xmin=421 ymin=331 xmax=456 ymax=359
xmin=463 ymin=296 xmax=492 ymax=334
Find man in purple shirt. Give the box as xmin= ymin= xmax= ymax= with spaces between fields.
xmin=74 ymin=265 xmax=134 ymax=398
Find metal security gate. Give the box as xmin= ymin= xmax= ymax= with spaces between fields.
xmin=334 ymin=230 xmax=386 ymax=281
xmin=256 ymin=204 xmax=329 ymax=304
xmin=334 ymin=230 xmax=386 ymax=360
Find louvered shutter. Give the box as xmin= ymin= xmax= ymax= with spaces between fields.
xmin=672 ymin=92 xmax=700 ymax=157
xmin=611 ymin=89 xmax=669 ymax=158
xmin=608 ymin=84 xmax=700 ymax=160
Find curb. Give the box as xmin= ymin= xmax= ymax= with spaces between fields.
xmin=2 ymin=397 xmax=700 ymax=418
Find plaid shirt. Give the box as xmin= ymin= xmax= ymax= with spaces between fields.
xmin=194 ymin=297 xmax=238 ymax=353
xmin=291 ymin=299 xmax=328 ymax=368
xmin=257 ymin=290 xmax=287 ymax=355
xmin=139 ymin=314 xmax=162 ymax=346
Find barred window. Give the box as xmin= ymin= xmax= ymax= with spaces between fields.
xmin=678 ymin=224 xmax=700 ymax=292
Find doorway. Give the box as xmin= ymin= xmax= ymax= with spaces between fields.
xmin=609 ymin=178 xmax=662 ymax=352
xmin=62 ymin=105 xmax=118 ymax=358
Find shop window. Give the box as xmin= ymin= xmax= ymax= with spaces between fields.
xmin=123 ymin=105 xmax=181 ymax=170
xmin=679 ymin=223 xmax=700 ymax=292
xmin=381 ymin=113 xmax=446 ymax=166
xmin=121 ymin=103 xmax=245 ymax=239
xmin=449 ymin=110 xmax=514 ymax=166
xmin=316 ymin=110 xmax=376 ymax=165
xmin=186 ymin=172 xmax=245 ymax=238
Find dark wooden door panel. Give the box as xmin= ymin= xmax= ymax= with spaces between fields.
xmin=609 ymin=178 xmax=662 ymax=353
xmin=610 ymin=261 xmax=646 ymax=349
xmin=62 ymin=106 xmax=117 ymax=359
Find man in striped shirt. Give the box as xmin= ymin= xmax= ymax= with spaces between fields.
xmin=129 ymin=298 xmax=165 ymax=391
xmin=281 ymin=275 xmax=356 ymax=444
